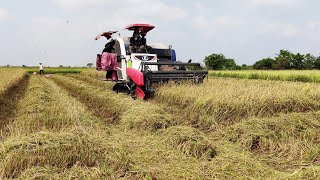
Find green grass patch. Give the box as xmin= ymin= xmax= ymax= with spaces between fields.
xmin=23 ymin=67 xmax=90 ymax=74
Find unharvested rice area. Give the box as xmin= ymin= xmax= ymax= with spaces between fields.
xmin=210 ymin=70 xmax=320 ymax=83
xmin=154 ymin=78 xmax=320 ymax=130
xmin=214 ymin=112 xmax=320 ymax=172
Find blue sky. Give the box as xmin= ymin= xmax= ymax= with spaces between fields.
xmin=1 ymin=0 xmax=320 ymax=66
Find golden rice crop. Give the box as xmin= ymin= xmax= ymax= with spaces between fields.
xmin=0 ymin=68 xmax=28 ymax=132
xmin=50 ymin=75 xmax=293 ymax=179
xmin=80 ymin=69 xmax=106 ymax=79
xmin=0 ymin=68 xmax=27 ymax=97
xmin=210 ymin=70 xmax=320 ymax=83
xmin=52 ymin=75 xmax=174 ymax=131
xmin=3 ymin=72 xmax=319 ymax=179
xmin=155 ymin=78 xmax=320 ymax=129
xmin=0 ymin=76 xmax=112 ymax=179
xmin=3 ymin=76 xmax=106 ymax=138
xmin=0 ymin=130 xmax=108 ymax=178
xmin=215 ymin=111 xmax=320 ymax=171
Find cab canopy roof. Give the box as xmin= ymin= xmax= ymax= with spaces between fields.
xmin=125 ymin=24 xmax=155 ymax=33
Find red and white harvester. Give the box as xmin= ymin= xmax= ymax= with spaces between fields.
xmin=95 ymin=24 xmax=208 ymax=99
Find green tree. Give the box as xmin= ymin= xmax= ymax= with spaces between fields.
xmin=204 ymin=53 xmax=237 ymax=70
xmin=314 ymin=56 xmax=320 ymax=69
xmin=275 ymin=50 xmax=293 ymax=69
xmin=87 ymin=63 xmax=94 ymax=68
xmin=253 ymin=58 xmax=276 ymax=70
xmin=223 ymin=58 xmax=237 ymax=70
xmin=303 ymin=53 xmax=316 ymax=69
xmin=291 ymin=53 xmax=305 ymax=70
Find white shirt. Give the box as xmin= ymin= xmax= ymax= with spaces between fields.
xmin=39 ymin=65 xmax=44 ymax=70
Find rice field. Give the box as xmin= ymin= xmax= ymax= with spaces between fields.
xmin=1 ymin=67 xmax=320 ymax=179
xmin=210 ymin=70 xmax=320 ymax=83
xmin=23 ymin=67 xmax=87 ymax=74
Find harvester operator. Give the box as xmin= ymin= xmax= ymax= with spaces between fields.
xmin=129 ymin=29 xmax=141 ymax=53
xmin=138 ymin=32 xmax=147 ymax=53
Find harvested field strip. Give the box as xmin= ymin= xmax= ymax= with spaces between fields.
xmin=215 ymin=111 xmax=320 ymax=172
xmin=154 ymin=78 xmax=320 ymax=130
xmin=80 ymin=69 xmax=107 ymax=79
xmin=0 ymin=68 xmax=27 ymax=97
xmin=51 ymin=75 xmax=288 ymax=179
xmin=0 ymin=76 xmax=212 ymax=179
xmin=66 ymin=74 xmax=115 ymax=90
xmin=3 ymin=76 xmax=106 ymax=138
xmin=52 ymin=75 xmax=173 ymax=131
xmin=0 ymin=72 xmax=29 ymax=131
xmin=0 ymin=76 xmax=112 ymax=178
xmin=210 ymin=70 xmax=320 ymax=83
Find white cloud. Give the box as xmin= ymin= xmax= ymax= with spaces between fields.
xmin=250 ymin=0 xmax=299 ymax=6
xmin=0 ymin=8 xmax=8 ymax=21
xmin=213 ymin=16 xmax=245 ymax=27
xmin=118 ymin=0 xmax=187 ymax=20
xmin=53 ymin=0 xmax=108 ymax=11
xmin=258 ymin=22 xmax=298 ymax=37
xmin=307 ymin=21 xmax=320 ymax=31
xmin=192 ymin=15 xmax=209 ymax=29
xmin=194 ymin=2 xmax=206 ymax=13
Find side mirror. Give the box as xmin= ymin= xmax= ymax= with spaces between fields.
xmin=169 ymin=45 xmax=172 ymax=49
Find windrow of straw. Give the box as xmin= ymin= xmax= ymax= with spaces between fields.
xmin=3 ymin=76 xmax=107 ymax=137
xmin=210 ymin=70 xmax=320 ymax=83
xmin=0 ymin=68 xmax=29 ymax=131
xmin=154 ymin=78 xmax=320 ymax=129
xmin=52 ymin=75 xmax=173 ymax=131
xmin=214 ymin=111 xmax=320 ymax=172
xmin=80 ymin=69 xmax=107 ymax=79
xmin=0 ymin=68 xmax=28 ymax=98
xmin=66 ymin=74 xmax=114 ymax=89
xmin=0 ymin=76 xmax=113 ymax=179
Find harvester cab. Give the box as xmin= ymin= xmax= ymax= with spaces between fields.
xmin=95 ymin=24 xmax=208 ymax=99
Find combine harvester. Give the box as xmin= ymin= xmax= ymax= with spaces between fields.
xmin=96 ymin=24 xmax=208 ymax=99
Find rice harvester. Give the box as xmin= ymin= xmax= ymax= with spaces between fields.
xmin=95 ymin=24 xmax=208 ymax=99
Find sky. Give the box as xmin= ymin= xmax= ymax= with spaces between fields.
xmin=1 ymin=0 xmax=320 ymax=66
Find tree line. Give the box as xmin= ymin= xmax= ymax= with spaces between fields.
xmin=204 ymin=50 xmax=320 ymax=70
